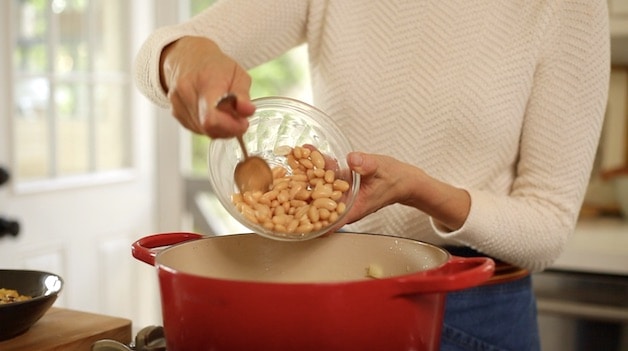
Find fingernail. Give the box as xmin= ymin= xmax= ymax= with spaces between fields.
xmin=349 ymin=152 xmax=363 ymax=167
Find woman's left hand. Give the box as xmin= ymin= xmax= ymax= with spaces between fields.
xmin=345 ymin=152 xmax=471 ymax=231
xmin=342 ymin=152 xmax=408 ymax=224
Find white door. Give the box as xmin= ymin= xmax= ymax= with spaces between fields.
xmin=0 ymin=0 xmax=162 ymax=329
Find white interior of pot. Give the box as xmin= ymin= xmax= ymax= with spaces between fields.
xmin=155 ymin=233 xmax=450 ymax=283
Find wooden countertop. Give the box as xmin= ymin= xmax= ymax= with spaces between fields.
xmin=0 ymin=307 xmax=132 ymax=351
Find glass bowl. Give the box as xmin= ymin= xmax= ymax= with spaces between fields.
xmin=208 ymin=96 xmax=360 ymax=241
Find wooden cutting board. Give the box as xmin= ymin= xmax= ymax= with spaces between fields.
xmin=0 ymin=307 xmax=132 ymax=351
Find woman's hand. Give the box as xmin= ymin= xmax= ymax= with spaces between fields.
xmin=159 ymin=36 xmax=256 ymax=137
xmin=345 ymin=152 xmax=471 ymax=231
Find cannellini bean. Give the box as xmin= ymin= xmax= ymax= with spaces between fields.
xmin=254 ymin=203 xmax=271 ymax=220
xmin=274 ymin=205 xmax=286 ymax=216
xmin=294 ymin=189 xmax=311 ymax=201
xmin=242 ymin=206 xmax=258 ymax=224
xmin=277 ymin=189 xmax=290 ymax=203
xmin=291 ymin=174 xmax=308 ymax=182
xmin=313 ymin=197 xmax=338 ymax=211
xmin=318 ymin=208 xmax=331 ymax=220
xmin=286 ymin=219 xmax=299 ymax=232
xmin=287 ymin=154 xmax=300 ymax=170
xmin=333 ymin=179 xmax=350 ymax=192
xmin=260 ymin=190 xmax=278 ymax=203
xmin=289 ymin=183 xmax=305 ymax=198
xmin=299 ymin=158 xmax=314 ymax=169
xmin=336 ymin=202 xmax=346 ymax=214
xmin=310 ymin=150 xmax=325 ymax=169
xmin=309 ymin=178 xmax=325 ymax=187
xmin=297 ymin=223 xmax=314 ymax=232
xmin=274 ymin=181 xmax=290 ymax=192
xmin=272 ymin=166 xmax=288 ymax=178
xmin=330 ymin=190 xmax=343 ymax=201
xmin=290 ymin=199 xmax=307 ymax=208
xmin=293 ymin=168 xmax=307 ymax=176
xmin=272 ymin=214 xmax=291 ymax=225
xmin=232 ymin=193 xmax=243 ymax=203
xmin=308 ymin=206 xmax=320 ymax=222
xmin=313 ymin=168 xmax=325 ymax=179
xmin=293 ymin=146 xmax=304 ymax=159
xmin=324 ymin=170 xmax=335 ymax=183
xmin=294 ymin=205 xmax=310 ymax=220
xmin=243 ymin=192 xmax=257 ymax=206
xmin=311 ymin=183 xmax=333 ymax=199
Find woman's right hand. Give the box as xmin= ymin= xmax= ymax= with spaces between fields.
xmin=159 ymin=36 xmax=256 ymax=138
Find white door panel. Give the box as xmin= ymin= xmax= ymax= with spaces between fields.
xmin=0 ymin=0 xmax=162 ymax=330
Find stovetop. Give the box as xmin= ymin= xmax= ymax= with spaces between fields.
xmin=91 ymin=326 xmax=166 ymax=351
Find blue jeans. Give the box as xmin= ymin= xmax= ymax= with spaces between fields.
xmin=440 ymin=275 xmax=541 ymax=351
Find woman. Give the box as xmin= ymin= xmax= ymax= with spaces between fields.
xmin=134 ymin=1 xmax=610 ymax=349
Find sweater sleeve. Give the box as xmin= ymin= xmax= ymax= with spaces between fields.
xmin=433 ymin=0 xmax=610 ymax=272
xmin=133 ymin=0 xmax=309 ymax=108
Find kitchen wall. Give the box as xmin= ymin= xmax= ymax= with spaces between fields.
xmin=582 ymin=66 xmax=628 ymax=218
xmin=580 ymin=2 xmax=628 ymax=219
xmin=610 ymin=0 xmax=628 ymax=63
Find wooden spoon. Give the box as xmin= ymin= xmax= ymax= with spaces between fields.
xmin=215 ymin=93 xmax=273 ymax=193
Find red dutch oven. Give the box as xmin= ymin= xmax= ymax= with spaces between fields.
xmin=132 ymin=232 xmax=494 ymax=351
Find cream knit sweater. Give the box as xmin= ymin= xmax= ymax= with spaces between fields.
xmin=134 ymin=0 xmax=610 ymax=272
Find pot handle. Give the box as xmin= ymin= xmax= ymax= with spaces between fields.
xmin=131 ymin=232 xmax=203 ymax=266
xmin=395 ymin=256 xmax=495 ymax=295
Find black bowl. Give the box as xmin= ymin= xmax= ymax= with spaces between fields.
xmin=0 ymin=269 xmax=63 ymax=341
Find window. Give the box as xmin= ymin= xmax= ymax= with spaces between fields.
xmin=12 ymin=0 xmax=132 ymax=184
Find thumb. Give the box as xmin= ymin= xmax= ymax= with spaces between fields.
xmin=347 ymin=152 xmax=377 ymax=176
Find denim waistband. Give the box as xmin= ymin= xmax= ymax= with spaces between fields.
xmin=443 ymin=246 xmax=492 ymax=259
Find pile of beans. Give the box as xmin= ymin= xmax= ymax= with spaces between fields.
xmin=232 ymin=145 xmax=351 ymax=235
xmin=0 ymin=288 xmax=31 ymax=304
